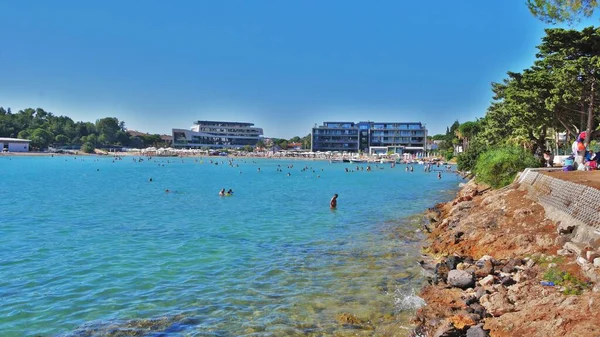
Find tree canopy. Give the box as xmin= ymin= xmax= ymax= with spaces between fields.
xmin=528 ymin=0 xmax=598 ymax=24
xmin=0 ymin=107 xmax=169 ymax=151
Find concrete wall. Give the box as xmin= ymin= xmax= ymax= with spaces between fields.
xmin=7 ymin=142 xmax=29 ymax=152
xmin=518 ymin=168 xmax=600 ymax=245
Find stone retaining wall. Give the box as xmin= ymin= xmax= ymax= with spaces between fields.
xmin=518 ymin=168 xmax=600 ymax=245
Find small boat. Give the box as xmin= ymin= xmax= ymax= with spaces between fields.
xmin=350 ymin=158 xmax=366 ymax=163
xmin=330 ymin=159 xmax=343 ymax=164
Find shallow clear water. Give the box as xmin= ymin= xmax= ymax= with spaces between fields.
xmin=0 ymin=156 xmax=460 ymax=337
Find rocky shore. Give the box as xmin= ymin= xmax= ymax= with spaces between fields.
xmin=411 ymin=179 xmax=600 ymax=337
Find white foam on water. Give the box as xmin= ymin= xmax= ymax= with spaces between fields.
xmin=391 ymin=288 xmax=426 ymax=311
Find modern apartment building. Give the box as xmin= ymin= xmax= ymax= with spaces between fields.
xmin=172 ymin=121 xmax=264 ymax=148
xmin=312 ymin=121 xmax=427 ymax=154
xmin=310 ymin=122 xmax=360 ymax=152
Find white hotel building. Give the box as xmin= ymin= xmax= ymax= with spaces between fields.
xmin=172 ymin=120 xmax=264 ymax=149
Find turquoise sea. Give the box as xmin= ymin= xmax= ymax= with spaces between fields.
xmin=0 ymin=156 xmax=461 ymax=337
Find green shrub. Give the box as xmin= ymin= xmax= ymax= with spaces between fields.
xmin=444 ymin=149 xmax=454 ymax=161
xmin=543 ymin=268 xmax=589 ymax=295
xmin=457 ymin=140 xmax=486 ymax=172
xmin=81 ymin=142 xmax=95 ymax=153
xmin=474 ymin=145 xmax=539 ymax=188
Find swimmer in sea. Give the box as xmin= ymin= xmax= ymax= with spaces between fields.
xmin=219 ymin=188 xmax=226 ymax=196
xmin=330 ymin=194 xmax=338 ymax=209
xmin=227 ymin=189 xmax=234 ymax=195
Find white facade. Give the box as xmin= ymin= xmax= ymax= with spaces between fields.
xmin=0 ymin=138 xmax=31 ymax=152
xmin=172 ymin=120 xmax=264 ymax=148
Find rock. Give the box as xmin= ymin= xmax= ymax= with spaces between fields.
xmin=586 ymin=251 xmax=600 ymax=262
xmin=454 ymin=231 xmax=465 ymax=244
xmin=448 ymin=269 xmax=475 ymax=289
xmin=468 ymin=303 xmax=487 ymax=318
xmin=435 ymin=263 xmax=450 ymax=285
xmin=577 ymin=256 xmax=589 ymax=267
xmin=449 ymin=314 xmax=476 ymax=330
xmin=477 ymin=255 xmax=495 ymax=263
xmin=464 ymin=295 xmax=478 ymax=306
xmin=524 ymin=259 xmax=535 ymax=269
xmin=479 ymin=275 xmax=494 ymax=286
xmin=513 ymin=270 xmax=527 ymax=283
xmin=557 ymin=249 xmax=572 ymax=256
xmin=500 ymin=258 xmax=521 ymax=273
xmin=446 ymin=256 xmax=463 ymax=270
xmin=594 ymin=257 xmax=600 ymax=268
xmin=564 ymin=242 xmax=585 ymax=256
xmin=475 ymin=260 xmax=494 ymax=278
xmin=337 ymin=313 xmax=362 ymax=325
xmin=432 ymin=320 xmax=461 ymax=337
xmin=466 ymin=324 xmax=488 ymax=337
xmin=500 ymin=276 xmax=516 ymax=286
xmin=557 ymin=222 xmax=575 ymax=235
xmin=475 ymin=287 xmax=486 ymax=299
xmin=480 ymin=291 xmax=515 ymax=317
xmin=555 ymin=235 xmax=570 ymax=247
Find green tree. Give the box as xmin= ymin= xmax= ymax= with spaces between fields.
xmin=95 ymin=117 xmax=120 ymax=145
xmin=81 ymin=142 xmax=95 ymax=153
xmin=30 ymin=128 xmax=53 ymax=149
xmin=302 ymin=134 xmax=311 ymax=150
xmin=55 ymin=134 xmax=70 ymax=145
xmin=528 ymin=0 xmax=598 ymax=24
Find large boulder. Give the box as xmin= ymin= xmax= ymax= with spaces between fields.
xmin=447 ymin=269 xmax=475 ymax=289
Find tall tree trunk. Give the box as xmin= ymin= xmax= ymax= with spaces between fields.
xmin=585 ymin=78 xmax=595 ymax=146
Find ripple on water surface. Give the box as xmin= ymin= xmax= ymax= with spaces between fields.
xmin=0 ymin=156 xmax=461 ymax=336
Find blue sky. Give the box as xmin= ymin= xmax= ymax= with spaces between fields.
xmin=0 ymin=1 xmax=597 ymax=138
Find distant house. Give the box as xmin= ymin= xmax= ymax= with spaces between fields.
xmin=127 ymin=130 xmax=172 ymax=145
xmin=287 ymin=142 xmax=303 ymax=150
xmin=160 ymin=134 xmax=173 ymax=145
xmin=0 ymin=138 xmax=31 ymax=152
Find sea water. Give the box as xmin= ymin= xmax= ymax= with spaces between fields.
xmin=0 ymin=156 xmax=461 ymax=337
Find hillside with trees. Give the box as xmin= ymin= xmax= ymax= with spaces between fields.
xmin=0 ymin=107 xmax=169 ymax=152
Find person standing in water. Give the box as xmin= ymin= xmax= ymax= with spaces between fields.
xmin=330 ymin=194 xmax=338 ymax=209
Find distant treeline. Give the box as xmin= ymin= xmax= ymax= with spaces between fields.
xmin=0 ymin=107 xmax=169 ymax=152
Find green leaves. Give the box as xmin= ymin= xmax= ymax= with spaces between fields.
xmin=528 ymin=0 xmax=598 ymax=24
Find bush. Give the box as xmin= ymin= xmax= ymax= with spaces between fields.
xmin=474 ymin=146 xmax=539 ymax=188
xmin=457 ymin=140 xmax=486 ymax=172
xmin=444 ymin=149 xmax=454 ymax=161
xmin=81 ymin=142 xmax=95 ymax=153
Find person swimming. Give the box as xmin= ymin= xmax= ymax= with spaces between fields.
xmin=219 ymin=188 xmax=226 ymax=196
xmin=227 ymin=189 xmax=234 ymax=195
xmin=330 ymin=193 xmax=338 ymax=209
